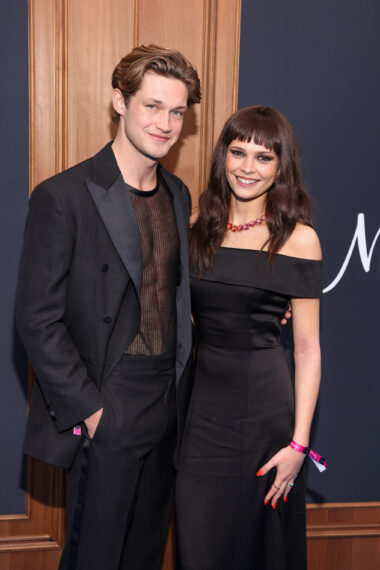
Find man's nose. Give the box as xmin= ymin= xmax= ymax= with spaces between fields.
xmin=155 ymin=111 xmax=171 ymax=132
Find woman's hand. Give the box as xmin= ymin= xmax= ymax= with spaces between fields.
xmin=280 ymin=303 xmax=292 ymax=325
xmin=256 ymin=446 xmax=306 ymax=508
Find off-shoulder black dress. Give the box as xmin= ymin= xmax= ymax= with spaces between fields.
xmin=175 ymin=247 xmax=322 ymax=570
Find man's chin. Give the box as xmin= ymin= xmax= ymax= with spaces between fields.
xmin=142 ymin=145 xmax=171 ymax=162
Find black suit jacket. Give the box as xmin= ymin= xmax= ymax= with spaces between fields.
xmin=16 ymin=143 xmax=193 ymax=468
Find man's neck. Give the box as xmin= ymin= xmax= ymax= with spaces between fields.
xmin=112 ymin=131 xmax=158 ymax=191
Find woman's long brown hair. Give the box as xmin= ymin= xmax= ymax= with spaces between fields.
xmin=190 ymin=106 xmax=313 ymax=274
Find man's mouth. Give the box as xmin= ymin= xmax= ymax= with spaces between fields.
xmin=148 ymin=133 xmax=170 ymax=142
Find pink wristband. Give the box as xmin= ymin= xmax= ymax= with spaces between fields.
xmin=290 ymin=439 xmax=327 ymax=472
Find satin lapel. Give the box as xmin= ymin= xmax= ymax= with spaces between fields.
xmin=86 ymin=174 xmax=142 ymax=299
xmin=160 ymin=169 xmax=192 ymax=382
xmin=171 ymin=188 xmax=190 ymax=283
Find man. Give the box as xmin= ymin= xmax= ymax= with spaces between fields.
xmin=16 ymin=45 xmax=201 ymax=570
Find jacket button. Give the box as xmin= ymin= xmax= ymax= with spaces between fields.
xmin=103 ymin=315 xmax=112 ymax=323
xmin=101 ymin=264 xmax=109 ymax=272
xmin=48 ymin=406 xmax=57 ymax=420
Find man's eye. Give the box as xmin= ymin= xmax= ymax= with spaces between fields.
xmin=172 ymin=110 xmax=185 ymax=118
xmin=147 ymin=104 xmax=157 ymax=110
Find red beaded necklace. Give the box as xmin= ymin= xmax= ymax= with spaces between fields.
xmin=226 ymin=214 xmax=267 ymax=232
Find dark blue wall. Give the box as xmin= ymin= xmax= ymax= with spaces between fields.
xmin=0 ymin=1 xmax=29 ymax=514
xmin=239 ymin=0 xmax=380 ymax=502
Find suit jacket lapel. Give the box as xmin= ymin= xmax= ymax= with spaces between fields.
xmin=159 ymin=165 xmax=190 ymax=273
xmin=86 ymin=145 xmax=143 ymax=299
xmin=159 ymin=167 xmax=192 ymax=381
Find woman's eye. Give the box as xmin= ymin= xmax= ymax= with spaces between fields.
xmin=258 ymin=155 xmax=274 ymax=161
xmin=230 ymin=149 xmax=245 ymax=157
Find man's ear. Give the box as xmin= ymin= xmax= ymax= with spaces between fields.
xmin=112 ymin=88 xmax=125 ymax=117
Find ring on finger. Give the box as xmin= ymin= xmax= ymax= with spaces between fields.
xmin=289 ymin=482 xmax=294 ymax=488
xmin=273 ymin=484 xmax=280 ymax=490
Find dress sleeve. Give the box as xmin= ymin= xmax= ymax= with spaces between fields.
xmin=274 ymin=256 xmax=323 ymax=299
xmin=197 ymin=248 xmax=323 ymax=299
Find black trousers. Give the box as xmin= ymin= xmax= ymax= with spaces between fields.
xmin=59 ymin=354 xmax=177 ymax=570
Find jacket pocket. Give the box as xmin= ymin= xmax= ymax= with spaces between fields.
xmin=91 ymin=406 xmax=108 ymax=443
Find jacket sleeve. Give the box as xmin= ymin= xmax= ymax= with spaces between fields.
xmin=16 ymin=183 xmax=103 ymax=432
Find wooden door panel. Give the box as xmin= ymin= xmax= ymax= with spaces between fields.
xmin=0 ymin=458 xmax=65 ymax=564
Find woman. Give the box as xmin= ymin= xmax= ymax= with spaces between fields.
xmin=175 ymin=106 xmax=322 ymax=569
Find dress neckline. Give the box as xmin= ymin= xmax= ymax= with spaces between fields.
xmin=218 ymin=246 xmax=322 ymax=264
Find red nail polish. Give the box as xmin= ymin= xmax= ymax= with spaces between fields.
xmin=283 ymin=496 xmax=287 ymax=503
xmin=256 ymin=469 xmax=264 ymax=476
xmin=264 ymin=499 xmax=269 ymax=505
xmin=272 ymin=502 xmax=277 ymax=510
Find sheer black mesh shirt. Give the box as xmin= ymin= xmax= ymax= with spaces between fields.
xmin=126 ymin=175 xmax=180 ymax=356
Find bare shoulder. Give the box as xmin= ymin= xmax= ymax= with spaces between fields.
xmin=280 ymin=223 xmax=322 ymax=260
